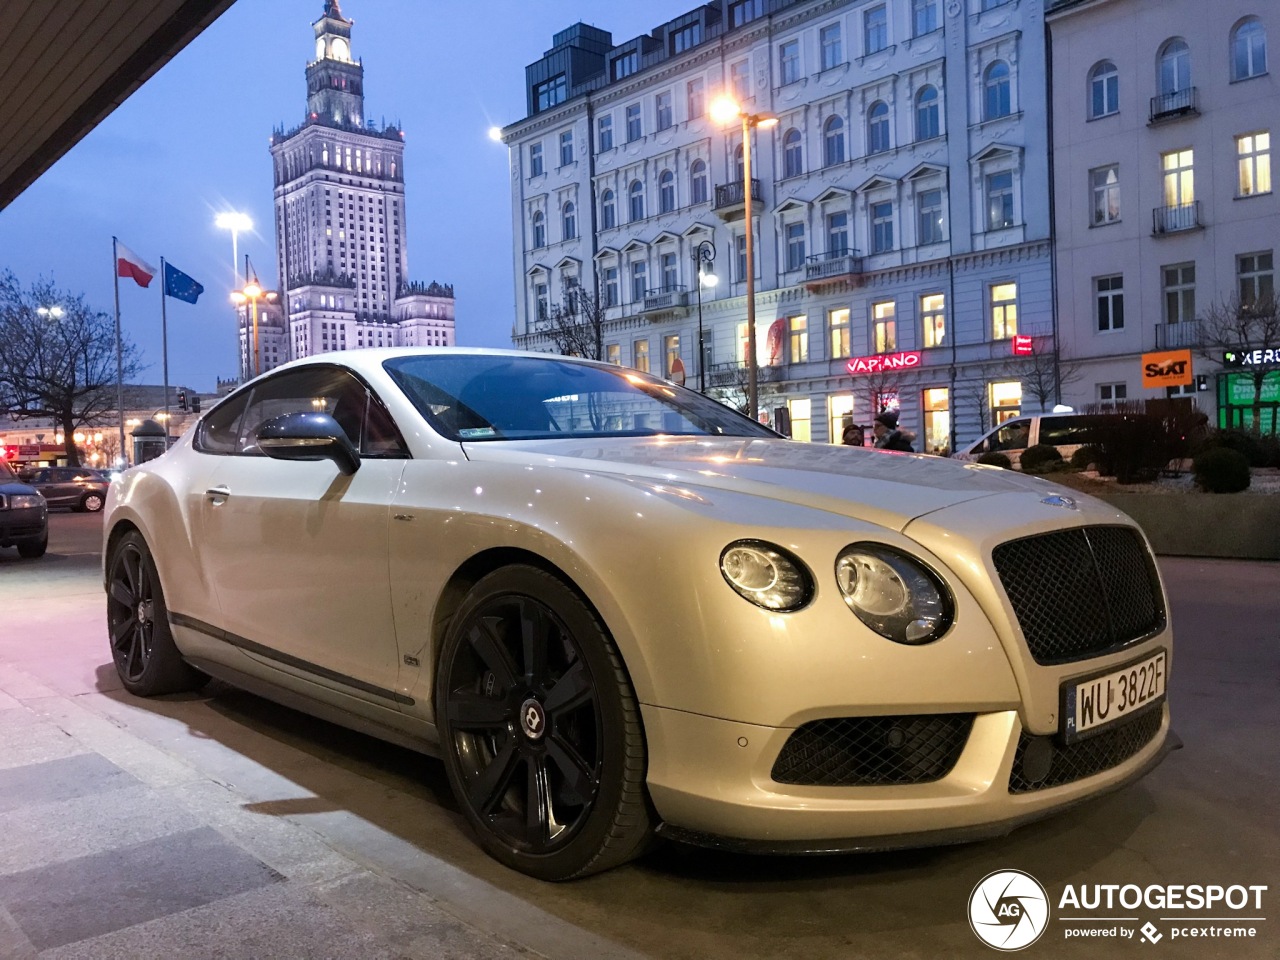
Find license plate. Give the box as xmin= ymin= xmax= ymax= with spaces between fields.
xmin=1062 ymin=650 xmax=1166 ymax=742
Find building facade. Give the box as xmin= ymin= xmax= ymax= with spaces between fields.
xmin=268 ymin=0 xmax=455 ymax=372
xmin=1048 ymin=0 xmax=1278 ymax=430
xmin=503 ymin=0 xmax=1058 ymax=452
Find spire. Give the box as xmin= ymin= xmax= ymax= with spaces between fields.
xmin=323 ymin=0 xmax=348 ymax=22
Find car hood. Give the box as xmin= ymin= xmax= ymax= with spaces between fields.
xmin=0 ymin=481 xmax=39 ymax=496
xmin=460 ymin=436 xmax=1054 ymax=531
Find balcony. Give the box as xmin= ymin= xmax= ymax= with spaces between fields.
xmin=1149 ymin=87 xmax=1198 ymax=124
xmin=1154 ymin=319 xmax=1203 ymax=350
xmin=706 ymin=360 xmax=784 ymax=388
xmin=713 ymin=178 xmax=763 ymax=221
xmin=805 ymin=249 xmax=863 ymax=288
xmin=641 ymin=284 xmax=689 ymax=319
xmin=1152 ymin=201 xmax=1202 ymax=235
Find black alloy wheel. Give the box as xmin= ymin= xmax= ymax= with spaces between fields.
xmin=437 ymin=565 xmax=651 ymax=880
xmin=106 ymin=531 xmax=205 ymax=696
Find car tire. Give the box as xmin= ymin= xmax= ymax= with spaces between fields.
xmin=436 ymin=564 xmax=652 ymax=881
xmin=16 ymin=533 xmax=47 ymax=559
xmin=81 ymin=492 xmax=105 ymax=513
xmin=106 ymin=531 xmax=206 ymax=696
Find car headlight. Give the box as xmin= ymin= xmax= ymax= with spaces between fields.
xmin=835 ymin=544 xmax=953 ymax=644
xmin=720 ymin=539 xmax=814 ymax=612
xmin=8 ymin=495 xmax=44 ymax=510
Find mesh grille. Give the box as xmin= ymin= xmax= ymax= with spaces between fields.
xmin=1009 ymin=707 xmax=1164 ymax=793
xmin=771 ymin=714 xmax=973 ymax=786
xmin=992 ymin=526 xmax=1164 ymax=665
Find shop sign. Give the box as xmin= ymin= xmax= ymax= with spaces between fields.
xmin=845 ymin=351 xmax=922 ymax=376
xmin=1141 ymin=349 xmax=1193 ymax=388
xmin=1012 ymin=335 xmax=1034 ymax=356
xmin=1223 ymin=347 xmax=1280 ymax=367
xmin=1226 ymin=371 xmax=1280 ymax=405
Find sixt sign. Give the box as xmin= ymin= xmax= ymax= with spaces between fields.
xmin=1223 ymin=347 xmax=1280 ymax=367
xmin=846 ymin=351 xmax=922 ymax=376
xmin=1141 ymin=349 xmax=1193 ymax=388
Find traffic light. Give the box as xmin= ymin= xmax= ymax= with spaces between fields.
xmin=177 ymin=390 xmax=188 ymax=411
xmin=191 ymin=395 xmax=201 ymax=413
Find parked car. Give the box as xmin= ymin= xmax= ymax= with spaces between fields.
xmin=21 ymin=466 xmax=111 ymax=512
xmin=952 ymin=413 xmax=1100 ymax=468
xmin=1 ymin=460 xmax=49 ymax=558
xmin=103 ymin=349 xmax=1174 ymax=880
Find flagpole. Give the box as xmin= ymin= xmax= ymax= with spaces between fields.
xmin=113 ymin=237 xmax=126 ymax=467
xmin=161 ymin=258 xmax=171 ymax=434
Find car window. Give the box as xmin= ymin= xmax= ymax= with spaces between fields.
xmin=196 ymin=390 xmax=253 ymax=455
xmin=993 ymin=419 xmax=1031 ymax=451
xmin=1038 ymin=416 xmax=1097 ymax=446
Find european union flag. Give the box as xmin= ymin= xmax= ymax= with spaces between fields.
xmin=163 ymin=261 xmax=204 ymax=304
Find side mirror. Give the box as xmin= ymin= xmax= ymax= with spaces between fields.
xmin=255 ymin=412 xmax=360 ymax=476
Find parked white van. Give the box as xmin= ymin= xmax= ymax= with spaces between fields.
xmin=952 ymin=413 xmax=1100 ymax=468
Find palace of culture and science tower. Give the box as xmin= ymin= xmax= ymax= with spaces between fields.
xmin=237 ymin=0 xmax=455 ymax=379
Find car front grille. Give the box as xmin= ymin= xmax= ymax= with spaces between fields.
xmin=1009 ymin=707 xmax=1164 ymax=793
xmin=771 ymin=714 xmax=974 ymax=786
xmin=992 ymin=526 xmax=1164 ymax=665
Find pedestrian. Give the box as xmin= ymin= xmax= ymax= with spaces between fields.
xmin=841 ymin=423 xmax=865 ymax=447
xmin=872 ymin=410 xmax=914 ymax=452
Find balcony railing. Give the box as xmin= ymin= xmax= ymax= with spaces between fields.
xmin=641 ymin=284 xmax=689 ymax=314
xmin=706 ymin=360 xmax=783 ymax=387
xmin=1149 ymin=87 xmax=1198 ymax=123
xmin=1154 ymin=319 xmax=1203 ymax=350
xmin=805 ymin=248 xmax=863 ymax=282
xmin=713 ymin=178 xmax=763 ymax=211
xmin=1153 ymin=201 xmax=1201 ymax=235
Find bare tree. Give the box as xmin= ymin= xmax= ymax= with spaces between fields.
xmin=956 ymin=374 xmax=992 ymax=435
xmin=1014 ymin=339 xmax=1083 ymax=411
xmin=536 ymin=280 xmax=607 ymax=361
xmin=707 ymin=362 xmax=780 ymax=420
xmin=0 ymin=272 xmax=143 ymax=466
xmin=1195 ymin=292 xmax=1280 ymax=428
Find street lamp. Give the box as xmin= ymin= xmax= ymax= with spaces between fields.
xmin=230 ymin=279 xmax=277 ymax=378
xmin=36 ymin=305 xmax=64 ymax=320
xmin=215 ymin=211 xmax=253 ymax=288
xmin=710 ymin=96 xmax=777 ymax=421
xmin=692 ymin=240 xmax=717 ymax=392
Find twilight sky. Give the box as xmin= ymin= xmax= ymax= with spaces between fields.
xmin=0 ymin=0 xmax=689 ymax=392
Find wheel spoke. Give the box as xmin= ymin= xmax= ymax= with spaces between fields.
xmin=542 ymin=658 xmax=592 ymax=718
xmin=546 ymin=733 xmax=598 ymax=806
xmin=467 ymin=618 xmax=517 ymax=690
xmin=122 ymin=551 xmax=140 ymax=597
xmin=467 ymin=739 xmax=520 ymax=814
xmin=525 ymin=754 xmax=553 ymax=845
xmin=109 ymin=615 xmax=133 ymax=650
xmin=125 ymin=626 xmax=145 ymax=679
xmin=448 ymin=690 xmax=511 ymax=729
xmin=109 ymin=579 xmax=134 ymax=608
xmin=518 ymin=598 xmax=549 ymax=686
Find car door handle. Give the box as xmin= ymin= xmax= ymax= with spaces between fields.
xmin=205 ymin=485 xmax=231 ymax=504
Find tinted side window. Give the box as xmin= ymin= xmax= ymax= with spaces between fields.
xmin=1038 ymin=416 xmax=1096 ymax=446
xmin=195 ymin=390 xmax=253 ymax=455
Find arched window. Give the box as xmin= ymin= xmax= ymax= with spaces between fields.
xmin=690 ymin=159 xmax=708 ymax=204
xmin=1232 ymin=18 xmax=1267 ymax=81
xmin=600 ymin=189 xmax=616 ymax=229
xmin=659 ymin=170 xmax=676 ymax=213
xmin=824 ymin=115 xmax=845 ymax=166
xmin=915 ymin=85 xmax=940 ymax=140
xmin=1089 ymin=61 xmax=1119 ymax=118
xmin=734 ymin=143 xmax=745 ymax=181
xmin=1158 ymin=38 xmax=1190 ymax=94
xmin=984 ymin=61 xmax=1011 ymax=119
xmin=867 ymin=101 xmax=890 ymax=154
xmin=629 ymin=180 xmax=645 ymax=221
xmin=562 ymin=202 xmax=576 ymax=240
xmin=531 ymin=211 xmax=545 ymax=248
xmin=783 ymin=128 xmax=803 ymax=178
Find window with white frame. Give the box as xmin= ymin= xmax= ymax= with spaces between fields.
xmin=871 ymin=200 xmax=894 ymax=253
xmin=1091 ymin=164 xmax=1120 ymax=224
xmin=1232 ymin=18 xmax=1267 ymax=81
xmin=630 ymin=260 xmax=648 ymax=302
xmin=687 ymin=78 xmax=705 ymax=119
xmin=830 ymin=307 xmax=851 ymax=358
xmin=922 ymin=387 xmax=949 ymax=455
xmin=1098 ymin=382 xmax=1127 ymax=410
xmin=873 ymin=300 xmax=896 ymax=353
xmin=986 ymin=171 xmax=1015 ymax=230
xmin=601 ymin=189 xmax=616 ymax=229
xmin=779 ymin=39 xmax=800 ymax=85
xmin=789 ymin=315 xmax=808 ymax=362
xmin=606 ymin=343 xmax=621 ymax=365
xmin=990 ymin=282 xmax=1017 ymax=339
xmin=660 ymin=252 xmax=678 ymax=290
xmin=913 ymin=0 xmax=938 ymax=36
xmin=916 ymin=85 xmax=940 ymax=140
xmin=1096 ymin=275 xmax=1124 ymax=331
xmin=864 ymin=5 xmax=887 ymax=55
xmin=922 ymin=293 xmax=946 ymax=347
xmin=531 ymin=210 xmax=545 ymax=247
xmin=690 ymin=159 xmax=708 ymax=204
xmin=1162 ymin=148 xmax=1195 ymax=210
xmin=984 ymin=61 xmax=1012 ymax=119
xmin=820 ymin=23 xmax=842 ymax=70
xmin=829 ymin=394 xmax=855 ymax=443
xmin=1159 ymin=38 xmax=1191 ymax=95
xmin=824 ymin=115 xmax=846 ymax=165
xmin=868 ymin=101 xmax=890 ymax=154
xmin=827 ymin=210 xmax=849 ymax=255
xmin=731 ymin=59 xmax=750 ymax=101
xmin=664 ymin=334 xmax=681 ymax=377
xmin=1162 ymin=262 xmax=1195 ymax=324
xmin=1237 ymin=132 xmax=1271 ymax=196
xmin=560 ymin=130 xmax=574 ymax=166
xmin=735 ymin=233 xmax=748 ymax=282
xmin=529 ymin=142 xmax=543 ymax=177
xmin=562 ymin=202 xmax=576 ymax=240
xmin=626 ymin=103 xmax=642 ymax=142
xmin=990 ymin=380 xmax=1022 ymax=426
xmin=1238 ymin=251 xmax=1274 ymax=305
xmin=1089 ymin=61 xmax=1119 ymax=119
xmin=789 ymin=398 xmax=812 ymax=442
xmin=603 ymin=266 xmax=619 ymax=306
xmin=598 ymin=115 xmax=613 ymax=152
xmin=633 ymin=338 xmax=650 ymax=372
xmin=534 ymin=281 xmax=549 ymax=321
xmin=629 ymin=180 xmax=645 ymax=221
xmin=659 ymin=170 xmax=676 ymax=212
xmin=783 ymin=128 xmax=803 ymax=177
xmin=785 ymin=222 xmax=806 ymax=271
xmin=736 ymin=321 xmax=749 ymax=362
xmin=656 ymin=91 xmax=673 ymax=131
xmin=918 ymin=187 xmax=944 ymax=244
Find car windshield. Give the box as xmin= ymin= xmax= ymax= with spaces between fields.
xmin=384 ymin=354 xmax=778 ymax=442
xmin=0 ymin=461 xmax=16 ymax=481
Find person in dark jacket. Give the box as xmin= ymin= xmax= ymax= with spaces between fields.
xmin=841 ymin=423 xmax=866 ymax=447
xmin=872 ymin=410 xmax=914 ymax=452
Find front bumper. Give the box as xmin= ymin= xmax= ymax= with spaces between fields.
xmin=0 ymin=508 xmax=47 ymax=546
xmin=642 ymin=700 xmax=1172 ymax=851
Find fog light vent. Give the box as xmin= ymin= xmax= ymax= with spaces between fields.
xmin=771 ymin=714 xmax=973 ymax=787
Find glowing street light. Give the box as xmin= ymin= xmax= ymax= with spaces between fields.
xmin=710 ymin=96 xmax=777 ymax=422
xmin=36 ymin=305 xmax=65 ymax=320
xmin=231 ymin=277 xmax=278 ymax=378
xmin=215 ymin=211 xmax=253 ymax=288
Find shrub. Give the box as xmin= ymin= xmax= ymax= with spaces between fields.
xmin=1193 ymin=447 xmax=1251 ymax=493
xmin=977 ymin=451 xmax=1013 ymax=469
xmin=1202 ymin=428 xmax=1280 ymax=468
xmin=1082 ymin=409 xmax=1168 ymax=484
xmin=1070 ymin=444 xmax=1105 ymax=470
xmin=1019 ymin=444 xmax=1064 ymax=473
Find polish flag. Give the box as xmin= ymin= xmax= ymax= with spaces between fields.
xmin=116 ymin=241 xmax=157 ymax=288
